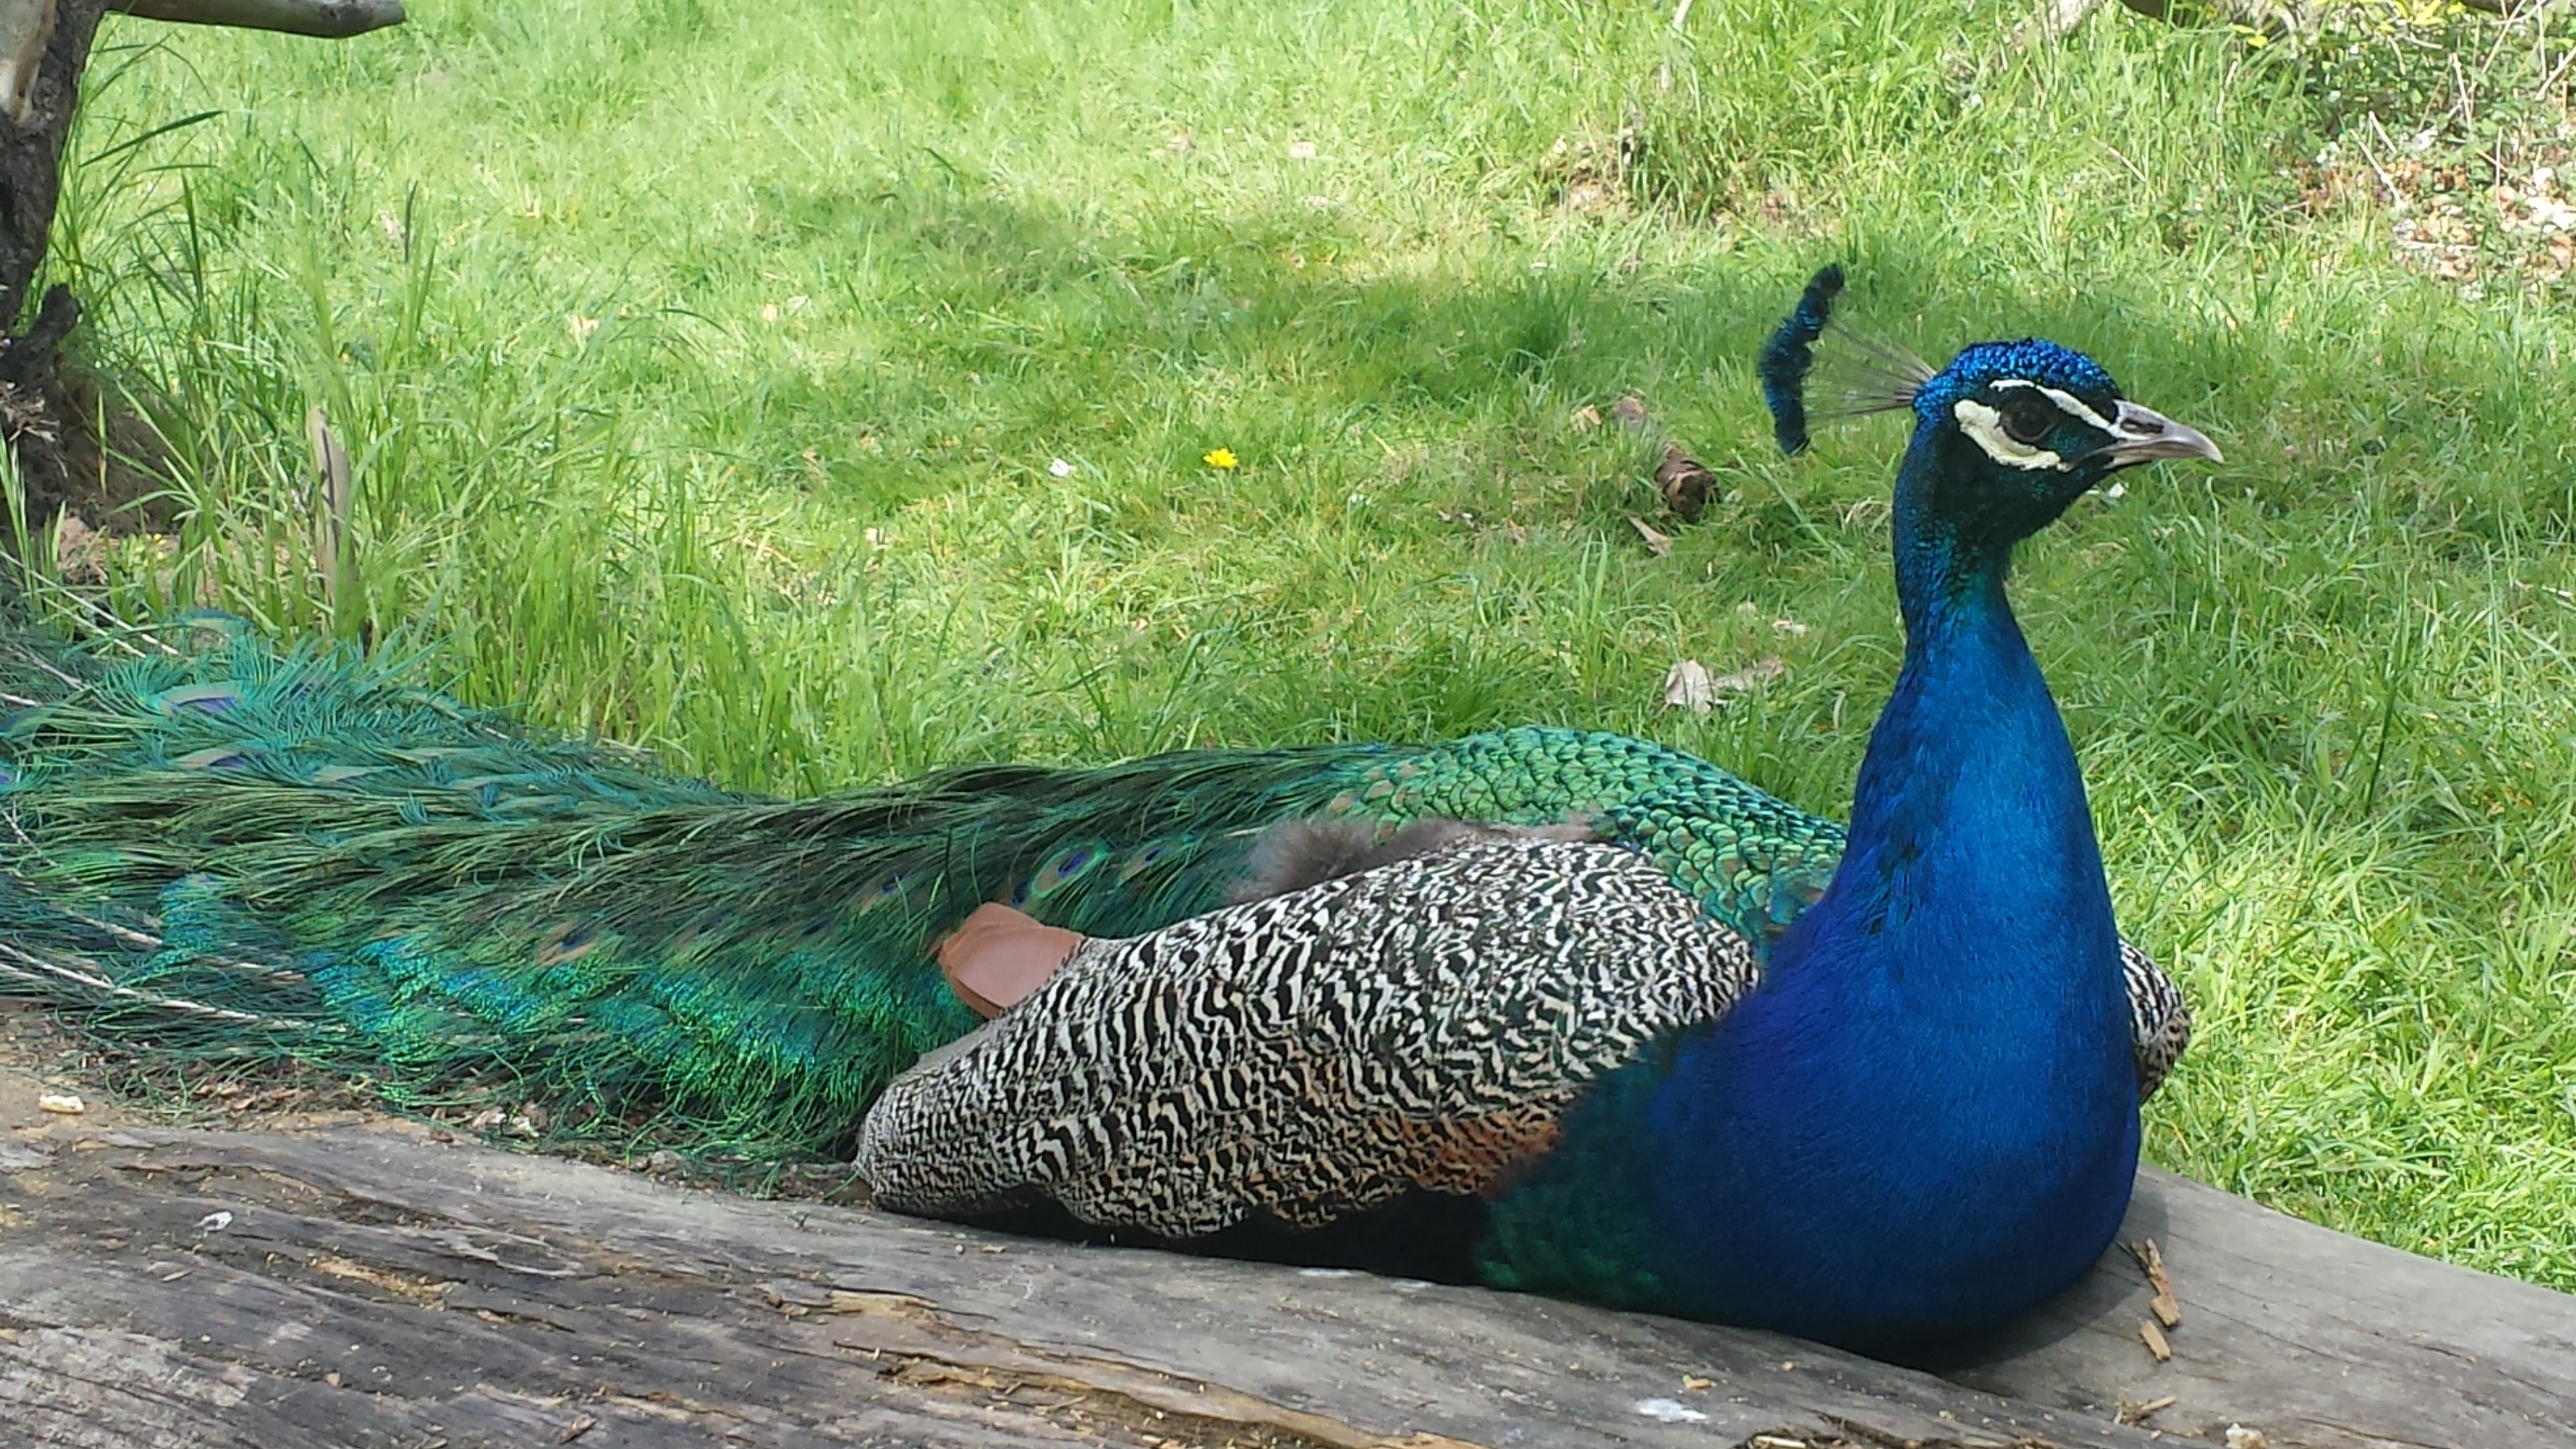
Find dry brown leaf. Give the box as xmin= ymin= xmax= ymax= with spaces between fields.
xmin=1710 ymin=656 xmax=1787 ymax=696
xmin=36 ymin=1093 xmax=84 ymax=1115
xmin=1662 ymin=660 xmax=1715 ymax=714
xmin=53 ymin=512 xmax=105 ymax=584
xmin=554 ymin=1413 xmax=598 ymax=1444
xmin=1569 ymin=403 xmax=1604 ymax=432
xmin=2139 ymin=1319 xmax=2172 ymax=1363
xmin=1664 ymin=656 xmax=1783 ymax=714
xmin=1629 ymin=516 xmax=1674 ymax=555
xmin=1655 ymin=442 xmax=1715 ymax=523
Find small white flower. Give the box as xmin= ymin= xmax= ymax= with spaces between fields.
xmin=1048 ymin=457 xmax=1075 ymax=478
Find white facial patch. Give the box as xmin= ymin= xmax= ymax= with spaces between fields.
xmin=1952 ymin=397 xmax=2066 ymax=471
xmin=1994 ymin=378 xmax=2118 ymax=432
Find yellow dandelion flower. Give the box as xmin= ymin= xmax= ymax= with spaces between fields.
xmin=1203 ymin=447 xmax=1238 ymax=470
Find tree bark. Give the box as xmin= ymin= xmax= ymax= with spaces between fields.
xmin=0 ymin=1 xmax=104 ymax=337
xmin=2 ymin=1122 xmax=2571 ymax=1448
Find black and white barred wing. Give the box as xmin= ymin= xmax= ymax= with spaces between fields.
xmin=854 ymin=838 xmax=1759 ymax=1239
xmin=2123 ymin=940 xmax=2190 ymax=1100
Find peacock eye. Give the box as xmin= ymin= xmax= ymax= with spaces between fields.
xmin=1997 ymin=393 xmax=2057 ymax=446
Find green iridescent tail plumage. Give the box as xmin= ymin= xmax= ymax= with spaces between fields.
xmin=0 ymin=612 xmax=1844 ymax=1161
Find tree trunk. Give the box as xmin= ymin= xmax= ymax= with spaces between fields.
xmin=0 ymin=1 xmax=103 ymax=547
xmin=0 ymin=1 xmax=102 ymax=336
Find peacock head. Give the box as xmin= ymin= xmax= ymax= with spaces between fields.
xmin=1906 ymin=338 xmax=2221 ymax=547
xmin=1759 ymin=265 xmax=2222 ymax=554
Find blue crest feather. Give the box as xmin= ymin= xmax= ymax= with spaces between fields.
xmin=1757 ymin=265 xmax=1933 ymax=456
xmin=1757 ymin=265 xmax=1844 ymax=455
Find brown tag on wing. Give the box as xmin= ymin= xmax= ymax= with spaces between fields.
xmin=935 ymin=903 xmax=1085 ymax=1019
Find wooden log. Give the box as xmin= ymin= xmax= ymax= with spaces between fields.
xmin=106 ymin=0 xmax=404 ymax=38
xmin=1942 ymin=1169 xmax=2576 ymax=1444
xmin=2 ymin=1121 xmax=2570 ymax=1448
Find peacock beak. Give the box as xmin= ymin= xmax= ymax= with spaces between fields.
xmin=2097 ymin=400 xmax=2223 ymax=469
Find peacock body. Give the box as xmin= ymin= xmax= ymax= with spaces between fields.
xmin=0 ymin=268 xmax=2216 ymax=1350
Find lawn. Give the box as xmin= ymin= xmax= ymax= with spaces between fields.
xmin=24 ymin=0 xmax=2576 ymax=1289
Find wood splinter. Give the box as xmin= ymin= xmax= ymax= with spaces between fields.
xmin=2119 ymin=1393 xmax=2179 ymax=1426
xmin=2129 ymin=1237 xmax=2183 ymax=1329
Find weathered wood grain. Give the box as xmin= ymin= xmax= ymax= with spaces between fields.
xmin=1951 ymin=1166 xmax=2576 ymax=1447
xmin=1 ymin=1124 xmax=2570 ymax=1448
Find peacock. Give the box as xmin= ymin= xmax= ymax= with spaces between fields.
xmin=0 ymin=266 xmax=2218 ymax=1350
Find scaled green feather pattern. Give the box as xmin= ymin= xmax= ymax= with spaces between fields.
xmin=0 ymin=615 xmax=1845 ymax=1161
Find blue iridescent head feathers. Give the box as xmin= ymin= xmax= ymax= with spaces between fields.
xmin=1757 ymin=266 xmax=1938 ymax=456
xmin=1909 ymin=339 xmax=2118 ymax=425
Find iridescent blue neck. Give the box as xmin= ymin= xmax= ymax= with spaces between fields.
xmin=1852 ymin=427 xmax=2042 ymax=861
xmin=1481 ymin=379 xmax=2142 ymax=1350
xmin=1484 ymin=421 xmax=2143 ymax=1347
xmin=1886 ymin=429 xmax=2014 ymax=648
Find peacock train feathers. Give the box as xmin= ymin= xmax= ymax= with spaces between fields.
xmin=0 ymin=613 xmax=1855 ymax=1151
xmin=1 ymin=266 xmax=2218 ymax=1346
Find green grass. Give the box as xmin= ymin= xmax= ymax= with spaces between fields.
xmin=28 ymin=1 xmax=2576 ymax=1288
